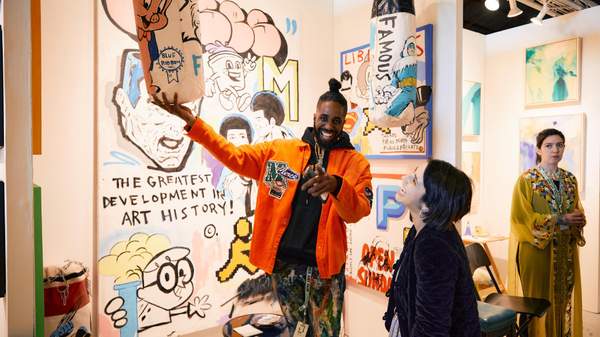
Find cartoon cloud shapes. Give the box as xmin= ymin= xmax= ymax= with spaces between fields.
xmin=99 ymin=233 xmax=171 ymax=284
xmin=186 ymin=0 xmax=288 ymax=66
xmin=102 ymin=0 xmax=289 ymax=66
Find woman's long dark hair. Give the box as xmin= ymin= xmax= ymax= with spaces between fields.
xmin=421 ymin=159 xmax=473 ymax=231
xmin=535 ymin=128 xmax=565 ymax=164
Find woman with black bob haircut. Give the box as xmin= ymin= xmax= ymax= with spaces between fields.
xmin=384 ymin=159 xmax=480 ymax=337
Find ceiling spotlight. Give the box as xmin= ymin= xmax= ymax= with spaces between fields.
xmin=531 ymin=1 xmax=548 ymax=25
xmin=508 ymin=0 xmax=523 ymax=17
xmin=485 ymin=0 xmax=500 ymax=11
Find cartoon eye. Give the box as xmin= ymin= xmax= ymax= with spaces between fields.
xmin=177 ymin=258 xmax=194 ymax=284
xmin=236 ymin=61 xmax=241 ymax=69
xmin=226 ymin=61 xmax=233 ymax=69
xmin=157 ymin=263 xmax=177 ymax=293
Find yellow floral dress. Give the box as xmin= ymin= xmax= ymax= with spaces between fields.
xmin=508 ymin=167 xmax=584 ymax=337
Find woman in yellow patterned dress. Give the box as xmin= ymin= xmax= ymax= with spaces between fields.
xmin=509 ymin=128 xmax=586 ymax=337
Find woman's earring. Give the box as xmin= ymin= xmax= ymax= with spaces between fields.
xmin=419 ymin=205 xmax=429 ymax=217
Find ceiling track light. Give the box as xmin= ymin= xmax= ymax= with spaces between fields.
xmin=508 ymin=0 xmax=524 ymax=17
xmin=531 ymin=1 xmax=549 ymax=25
xmin=485 ymin=0 xmax=500 ymax=11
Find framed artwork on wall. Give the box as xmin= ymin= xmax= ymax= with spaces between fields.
xmin=519 ymin=113 xmax=586 ymax=192
xmin=339 ymin=24 xmax=433 ymax=159
xmin=525 ymin=37 xmax=581 ymax=108
xmin=461 ymin=151 xmax=481 ymax=213
xmin=462 ymin=81 xmax=481 ymax=142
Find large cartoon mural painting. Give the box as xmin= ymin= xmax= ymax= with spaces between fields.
xmin=98 ymin=1 xmax=301 ymax=335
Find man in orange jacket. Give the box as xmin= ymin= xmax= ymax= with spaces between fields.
xmin=154 ymin=78 xmax=373 ymax=337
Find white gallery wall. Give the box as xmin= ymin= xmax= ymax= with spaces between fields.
xmin=3 ymin=0 xmax=36 ymax=335
xmin=34 ymin=0 xmax=95 ymax=270
xmin=463 ymin=7 xmax=600 ymax=312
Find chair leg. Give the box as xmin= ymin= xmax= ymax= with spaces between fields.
xmin=509 ymin=322 xmax=518 ymax=337
xmin=516 ymin=314 xmax=532 ymax=337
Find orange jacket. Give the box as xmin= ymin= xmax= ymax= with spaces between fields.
xmin=187 ymin=118 xmax=373 ymax=278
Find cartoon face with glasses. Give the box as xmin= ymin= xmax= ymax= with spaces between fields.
xmin=104 ymin=247 xmax=212 ymax=332
xmin=137 ymin=247 xmax=195 ymax=312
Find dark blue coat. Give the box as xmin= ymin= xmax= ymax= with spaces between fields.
xmin=385 ymin=225 xmax=481 ymax=337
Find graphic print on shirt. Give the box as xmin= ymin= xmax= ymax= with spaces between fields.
xmin=263 ymin=160 xmax=300 ymax=199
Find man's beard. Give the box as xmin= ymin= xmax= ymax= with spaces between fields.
xmin=313 ymin=124 xmax=340 ymax=148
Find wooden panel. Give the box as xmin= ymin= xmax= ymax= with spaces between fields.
xmin=31 ymin=0 xmax=41 ymax=154
xmin=34 ymin=185 xmax=44 ymax=336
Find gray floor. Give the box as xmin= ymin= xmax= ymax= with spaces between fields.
xmin=182 ymin=310 xmax=600 ymax=337
xmin=584 ymin=310 xmax=600 ymax=337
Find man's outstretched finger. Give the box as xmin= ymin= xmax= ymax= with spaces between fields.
xmin=152 ymin=94 xmax=167 ymax=110
xmin=301 ymin=176 xmax=319 ymax=191
xmin=161 ymin=92 xmax=169 ymax=105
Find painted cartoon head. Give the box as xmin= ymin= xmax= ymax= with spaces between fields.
xmin=400 ymin=36 xmax=417 ymax=58
xmin=251 ymin=91 xmax=285 ymax=126
xmin=132 ymin=0 xmax=172 ymax=33
xmin=138 ymin=247 xmax=195 ymax=310
xmin=219 ymin=115 xmax=253 ymax=146
xmin=250 ymin=91 xmax=294 ymax=142
xmin=340 ymin=70 xmax=353 ymax=91
xmin=395 ymin=85 xmax=431 ymax=144
xmin=234 ymin=218 xmax=252 ymax=238
xmin=114 ymin=50 xmax=195 ymax=171
xmin=207 ymin=43 xmax=249 ymax=92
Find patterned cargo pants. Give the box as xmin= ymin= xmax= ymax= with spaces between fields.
xmin=271 ymin=262 xmax=345 ymax=337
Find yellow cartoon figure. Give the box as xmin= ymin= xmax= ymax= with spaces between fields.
xmin=217 ymin=217 xmax=258 ymax=282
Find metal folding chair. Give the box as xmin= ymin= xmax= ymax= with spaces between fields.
xmin=466 ymin=243 xmax=550 ymax=337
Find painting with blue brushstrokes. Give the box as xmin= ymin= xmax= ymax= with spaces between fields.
xmin=525 ymin=38 xmax=580 ymax=108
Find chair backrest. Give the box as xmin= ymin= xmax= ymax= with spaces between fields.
xmin=465 ymin=243 xmax=502 ymax=294
xmin=465 ymin=243 xmax=490 ymax=274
